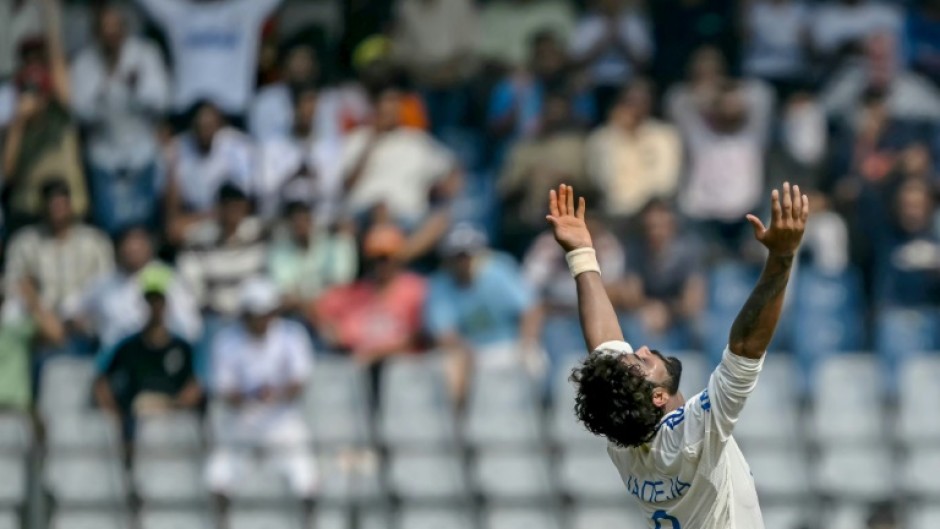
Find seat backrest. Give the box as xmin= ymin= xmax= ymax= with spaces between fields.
xmin=484 ymin=508 xmax=562 ymax=529
xmin=135 ymin=412 xmax=204 ymax=454
xmin=388 ymin=450 xmax=467 ymax=500
xmin=472 ymin=451 xmax=554 ymax=500
xmin=133 ymin=454 xmax=208 ymax=504
xmin=50 ymin=511 xmax=130 ymax=529
xmin=0 ymin=414 xmax=33 ymax=454
xmin=397 ymin=508 xmax=474 ymax=529
xmin=44 ymin=454 xmax=128 ymax=506
xmin=811 ymin=354 xmax=884 ymax=441
xmin=897 ymin=355 xmax=940 ymax=442
xmin=229 ymin=510 xmax=302 ymax=529
xmin=140 ymin=510 xmax=213 ymax=529
xmin=45 ymin=411 xmax=121 ymax=453
xmin=557 ymin=449 xmax=626 ymax=501
xmin=0 ymin=456 xmax=26 ymax=505
xmin=40 ymin=357 xmax=95 ymax=417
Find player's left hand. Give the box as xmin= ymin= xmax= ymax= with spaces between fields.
xmin=746 ymin=182 xmax=809 ymax=256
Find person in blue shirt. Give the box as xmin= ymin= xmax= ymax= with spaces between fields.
xmin=487 ymin=29 xmax=595 ymax=166
xmin=424 ymin=224 xmax=544 ymax=402
xmin=905 ymin=0 xmax=940 ymax=87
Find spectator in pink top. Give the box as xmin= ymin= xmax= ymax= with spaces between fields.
xmin=312 ymin=223 xmax=427 ymax=364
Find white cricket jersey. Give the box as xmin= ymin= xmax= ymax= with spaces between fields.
xmin=599 ymin=340 xmax=765 ymax=529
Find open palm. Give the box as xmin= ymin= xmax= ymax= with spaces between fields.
xmin=745 ymin=182 xmax=809 ymax=256
xmin=546 ymin=184 xmax=593 ymax=252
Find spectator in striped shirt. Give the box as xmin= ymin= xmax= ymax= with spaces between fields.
xmin=177 ymin=182 xmax=268 ymax=380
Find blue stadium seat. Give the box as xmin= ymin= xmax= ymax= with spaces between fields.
xmin=875 ymin=307 xmax=938 ymax=367
xmin=791 ymin=268 xmax=865 ymax=368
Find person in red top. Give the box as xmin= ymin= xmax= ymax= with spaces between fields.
xmin=312 ymin=222 xmax=427 ymax=407
xmin=313 ymin=222 xmax=426 ymax=360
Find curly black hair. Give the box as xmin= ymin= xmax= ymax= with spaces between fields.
xmin=571 ymin=350 xmax=677 ymax=448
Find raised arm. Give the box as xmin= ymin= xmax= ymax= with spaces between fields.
xmin=729 ymin=182 xmax=808 ymax=359
xmin=545 ymin=184 xmax=623 ymax=351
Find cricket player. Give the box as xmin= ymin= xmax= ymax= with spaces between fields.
xmin=545 ymin=182 xmax=808 ymax=528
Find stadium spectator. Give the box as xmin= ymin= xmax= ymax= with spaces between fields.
xmin=269 ymin=200 xmax=358 ymax=314
xmin=822 ymin=32 xmax=940 ymax=122
xmin=340 ymin=84 xmax=461 ymax=262
xmin=647 ymin=0 xmax=737 ymax=88
xmin=906 ymin=0 xmax=940 ymax=87
xmin=313 ymin=223 xmax=426 ymax=365
xmin=64 ymin=227 xmax=201 ymax=359
xmin=248 ymin=43 xmax=322 ymax=142
xmin=134 ymin=0 xmax=283 ymax=119
xmin=163 ymin=100 xmax=255 ymax=244
xmin=810 ymin=0 xmax=901 ymax=66
xmin=0 ymin=275 xmax=65 ymax=411
xmin=487 ymin=29 xmax=594 ymax=148
xmin=619 ymin=200 xmax=706 ymax=349
xmin=70 ymin=3 xmax=169 ymax=235
xmin=478 ymin=0 xmax=576 ymax=70
xmin=498 ymin=89 xmax=589 ymax=257
xmin=92 ymin=271 xmax=201 ymax=463
xmin=799 ymin=190 xmax=850 ymax=276
xmin=871 ymin=178 xmax=940 ymax=306
xmin=5 ymin=179 xmax=113 ymax=317
xmin=586 ymin=79 xmax=681 ymax=221
xmin=667 ymin=54 xmax=774 ymax=253
xmin=177 ymin=182 xmax=268 ymax=320
xmin=766 ymin=89 xmax=828 ymax=192
xmin=256 ymin=84 xmax=343 ymax=221
xmin=828 ymin=89 xmax=922 ymax=206
xmin=392 ymin=0 xmax=479 ymax=135
xmin=1 ymin=0 xmax=86 ymax=234
xmin=425 ymin=224 xmax=543 ymax=400
xmin=207 ymin=277 xmax=317 ymax=528
xmin=0 ymin=0 xmax=42 ymax=81
xmin=570 ymin=0 xmax=652 ymax=117
xmin=742 ymin=0 xmax=812 ymax=94
xmin=523 ymin=215 xmax=626 ymax=377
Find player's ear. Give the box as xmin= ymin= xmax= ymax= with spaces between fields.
xmin=651 ymin=387 xmax=669 ymax=408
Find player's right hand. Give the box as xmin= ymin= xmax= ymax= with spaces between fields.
xmin=546 ymin=183 xmax=593 ymax=252
xmin=745 ymin=182 xmax=809 ymax=256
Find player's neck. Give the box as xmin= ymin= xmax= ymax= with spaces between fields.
xmin=663 ymin=392 xmax=685 ymax=414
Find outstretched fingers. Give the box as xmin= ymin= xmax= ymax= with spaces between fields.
xmin=781 ymin=182 xmax=792 ymax=220
xmin=566 ymin=184 xmax=575 ymax=216
xmin=801 ymin=193 xmax=810 ymax=222
xmin=745 ymin=214 xmax=766 ymax=238
xmin=771 ymin=188 xmax=782 ymax=226
xmin=577 ymin=196 xmax=586 ymax=220
xmin=791 ymin=184 xmax=802 ymax=220
xmin=548 ymin=189 xmax=560 ymax=218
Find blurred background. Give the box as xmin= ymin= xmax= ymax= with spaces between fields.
xmin=0 ymin=0 xmax=939 ymax=528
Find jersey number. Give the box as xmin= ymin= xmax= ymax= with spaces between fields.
xmin=652 ymin=510 xmax=681 ymax=529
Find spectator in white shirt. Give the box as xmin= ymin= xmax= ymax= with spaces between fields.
xmin=671 ymin=81 xmax=773 ymax=254
xmin=742 ymin=0 xmax=812 ymax=93
xmin=248 ymin=43 xmax=320 ymax=142
xmin=65 ymin=226 xmax=201 ymax=362
xmin=822 ymin=32 xmax=940 ymax=122
xmin=164 ymin=100 xmax=255 ymax=244
xmin=207 ymin=277 xmax=316 ymax=528
xmin=135 ymin=0 xmax=283 ymax=118
xmin=70 ymin=4 xmax=169 ymax=235
xmin=341 ymin=84 xmax=461 ymax=263
xmin=811 ymin=0 xmax=901 ymax=66
xmin=570 ymin=0 xmax=652 ymax=118
xmin=256 ymin=84 xmax=342 ymax=222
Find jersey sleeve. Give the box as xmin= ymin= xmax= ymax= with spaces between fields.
xmin=650 ymin=347 xmax=763 ymax=468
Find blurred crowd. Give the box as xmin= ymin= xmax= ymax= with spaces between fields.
xmin=0 ymin=0 xmax=939 ymax=523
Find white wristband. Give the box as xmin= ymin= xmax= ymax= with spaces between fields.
xmin=566 ymin=247 xmax=601 ymax=278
